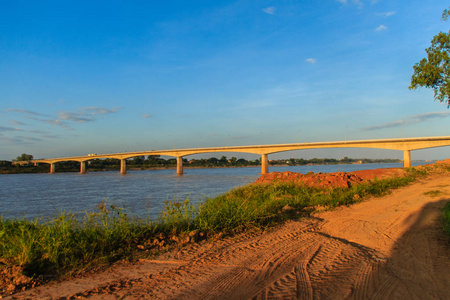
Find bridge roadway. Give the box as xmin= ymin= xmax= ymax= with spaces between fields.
xmin=29 ymin=136 xmax=450 ymax=175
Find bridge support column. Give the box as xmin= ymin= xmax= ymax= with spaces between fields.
xmin=50 ymin=163 xmax=56 ymax=174
xmin=261 ymin=154 xmax=269 ymax=174
xmin=120 ymin=159 xmax=127 ymax=175
xmin=177 ymin=157 xmax=183 ymax=175
xmin=80 ymin=161 xmax=86 ymax=174
xmin=403 ymin=150 xmax=411 ymax=168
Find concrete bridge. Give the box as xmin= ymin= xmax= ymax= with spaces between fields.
xmin=29 ymin=136 xmax=450 ymax=175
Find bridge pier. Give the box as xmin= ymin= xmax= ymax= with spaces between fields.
xmin=177 ymin=157 xmax=183 ymax=175
xmin=50 ymin=163 xmax=56 ymax=174
xmin=120 ymin=159 xmax=127 ymax=175
xmin=80 ymin=161 xmax=86 ymax=174
xmin=261 ymin=154 xmax=269 ymax=174
xmin=403 ymin=150 xmax=411 ymax=168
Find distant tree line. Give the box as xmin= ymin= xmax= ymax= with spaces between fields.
xmin=269 ymin=157 xmax=401 ymax=166
xmin=1 ymin=154 xmax=402 ymax=174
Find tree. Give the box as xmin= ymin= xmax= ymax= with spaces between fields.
xmin=131 ymin=156 xmax=145 ymax=165
xmin=237 ymin=158 xmax=247 ymax=165
xmin=219 ymin=156 xmax=228 ymax=165
xmin=208 ymin=157 xmax=219 ymax=165
xmin=14 ymin=153 xmax=33 ymax=161
xmin=147 ymin=155 xmax=160 ymax=164
xmin=409 ymin=8 xmax=450 ymax=107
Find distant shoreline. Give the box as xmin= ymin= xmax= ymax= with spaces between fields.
xmin=0 ymin=159 xmax=433 ymax=175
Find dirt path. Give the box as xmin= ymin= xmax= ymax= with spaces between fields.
xmin=7 ymin=175 xmax=450 ymax=299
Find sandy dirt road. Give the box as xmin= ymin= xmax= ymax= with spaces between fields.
xmin=8 ymin=174 xmax=450 ymax=299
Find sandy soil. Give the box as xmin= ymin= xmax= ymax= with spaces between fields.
xmin=5 ymin=170 xmax=450 ymax=299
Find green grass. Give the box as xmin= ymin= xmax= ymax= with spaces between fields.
xmin=443 ymin=202 xmax=450 ymax=236
xmin=195 ymin=175 xmax=415 ymax=233
xmin=0 ymin=201 xmax=155 ymax=277
xmin=0 ymin=164 xmax=446 ymax=283
xmin=424 ymin=190 xmax=444 ymax=197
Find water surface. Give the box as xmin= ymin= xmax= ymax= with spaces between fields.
xmin=0 ymin=162 xmax=431 ymax=220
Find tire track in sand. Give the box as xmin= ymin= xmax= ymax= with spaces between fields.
xmin=136 ymin=226 xmax=380 ymax=299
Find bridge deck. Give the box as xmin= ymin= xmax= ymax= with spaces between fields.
xmin=29 ymin=136 xmax=450 ymax=174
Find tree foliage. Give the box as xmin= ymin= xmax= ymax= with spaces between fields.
xmin=14 ymin=153 xmax=34 ymax=162
xmin=409 ymin=8 xmax=450 ymax=107
xmin=443 ymin=8 xmax=450 ymax=21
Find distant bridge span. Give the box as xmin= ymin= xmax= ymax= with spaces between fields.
xmin=29 ymin=136 xmax=450 ymax=175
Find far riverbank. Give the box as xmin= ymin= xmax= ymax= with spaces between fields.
xmin=1 ymin=157 xmax=407 ymax=174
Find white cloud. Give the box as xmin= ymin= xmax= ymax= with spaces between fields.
xmin=58 ymin=107 xmax=123 ymax=123
xmin=58 ymin=111 xmax=94 ymax=123
xmin=5 ymin=108 xmax=50 ymax=117
xmin=336 ymin=0 xmax=363 ymax=9
xmin=5 ymin=106 xmax=122 ymax=130
xmin=376 ymin=11 xmax=396 ymax=18
xmin=375 ymin=25 xmax=387 ymax=32
xmin=362 ymin=111 xmax=450 ymax=131
xmin=0 ymin=126 xmax=23 ymax=132
xmin=0 ymin=136 xmax=42 ymax=144
xmin=353 ymin=0 xmax=363 ymax=8
xmin=43 ymin=118 xmax=70 ymax=128
xmin=9 ymin=119 xmax=25 ymax=126
xmin=81 ymin=106 xmax=122 ymax=115
xmin=306 ymin=58 xmax=317 ymax=64
xmin=262 ymin=7 xmax=276 ymax=15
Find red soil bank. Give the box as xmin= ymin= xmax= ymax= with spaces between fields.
xmin=255 ymin=168 xmax=407 ymax=189
xmin=256 ymin=159 xmax=450 ymax=189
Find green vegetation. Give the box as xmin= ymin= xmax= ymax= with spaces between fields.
xmin=424 ymin=190 xmax=444 ymax=197
xmin=0 ymin=160 xmax=49 ymax=174
xmin=409 ymin=7 xmax=450 ymax=107
xmin=443 ymin=202 xmax=450 ymax=236
xmin=0 ymin=203 xmax=153 ymax=277
xmin=195 ymin=176 xmax=414 ymax=233
xmin=269 ymin=157 xmax=401 ymax=166
xmin=12 ymin=153 xmax=34 ymax=162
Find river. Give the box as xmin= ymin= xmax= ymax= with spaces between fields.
xmin=0 ymin=162 xmax=432 ymax=220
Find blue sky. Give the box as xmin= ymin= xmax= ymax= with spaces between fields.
xmin=1 ymin=0 xmax=450 ymax=161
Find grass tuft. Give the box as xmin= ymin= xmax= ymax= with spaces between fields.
xmin=424 ymin=190 xmax=444 ymax=197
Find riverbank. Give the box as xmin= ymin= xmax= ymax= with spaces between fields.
xmin=1 ymin=161 xmax=449 ymax=298
xmin=0 ymin=158 xmax=405 ymax=174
